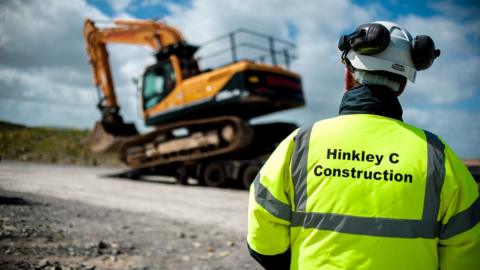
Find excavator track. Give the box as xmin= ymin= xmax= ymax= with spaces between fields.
xmin=120 ymin=116 xmax=254 ymax=168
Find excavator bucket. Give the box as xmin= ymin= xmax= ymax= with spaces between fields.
xmin=89 ymin=121 xmax=138 ymax=153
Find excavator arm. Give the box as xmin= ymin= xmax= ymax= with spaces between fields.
xmin=83 ymin=18 xmax=185 ymax=115
xmin=83 ymin=19 xmax=187 ymax=153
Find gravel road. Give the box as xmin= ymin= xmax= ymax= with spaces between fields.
xmin=0 ymin=161 xmax=261 ymax=269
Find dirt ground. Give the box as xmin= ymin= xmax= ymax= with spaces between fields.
xmin=0 ymin=189 xmax=260 ymax=270
xmin=0 ymin=162 xmax=261 ymax=270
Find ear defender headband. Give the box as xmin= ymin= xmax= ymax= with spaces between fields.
xmin=338 ymin=23 xmax=441 ymax=70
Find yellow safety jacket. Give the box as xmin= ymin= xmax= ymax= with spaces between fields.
xmin=247 ymin=86 xmax=480 ymax=270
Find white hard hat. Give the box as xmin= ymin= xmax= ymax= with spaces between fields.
xmin=344 ymin=21 xmax=417 ymax=82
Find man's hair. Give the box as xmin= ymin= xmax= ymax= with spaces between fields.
xmin=346 ymin=62 xmax=407 ymax=92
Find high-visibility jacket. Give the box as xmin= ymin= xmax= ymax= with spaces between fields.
xmin=247 ymin=86 xmax=480 ymax=270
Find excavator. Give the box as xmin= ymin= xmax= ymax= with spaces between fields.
xmin=83 ymin=18 xmax=304 ymax=188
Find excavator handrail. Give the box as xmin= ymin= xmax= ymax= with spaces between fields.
xmin=196 ymin=28 xmax=297 ymax=69
xmin=200 ymin=42 xmax=298 ymax=59
xmin=199 ymin=28 xmax=295 ymax=48
xmin=198 ymin=42 xmax=297 ymax=67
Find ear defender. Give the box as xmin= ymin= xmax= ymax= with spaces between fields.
xmin=338 ymin=23 xmax=391 ymax=56
xmin=351 ymin=23 xmax=391 ymax=55
xmin=411 ymin=35 xmax=441 ymax=70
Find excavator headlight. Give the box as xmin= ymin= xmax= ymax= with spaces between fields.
xmin=248 ymin=76 xmax=259 ymax=84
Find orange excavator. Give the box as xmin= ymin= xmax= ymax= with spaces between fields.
xmin=83 ymin=18 xmax=304 ymax=188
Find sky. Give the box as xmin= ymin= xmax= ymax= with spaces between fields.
xmin=0 ymin=0 xmax=479 ymax=158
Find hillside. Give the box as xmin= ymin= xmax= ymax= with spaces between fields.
xmin=0 ymin=121 xmax=122 ymax=167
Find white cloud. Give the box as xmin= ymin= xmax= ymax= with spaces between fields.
xmin=398 ymin=15 xmax=480 ymax=105
xmin=0 ymin=67 xmax=94 ymax=106
xmin=404 ymin=108 xmax=480 ymax=159
xmin=0 ymin=0 xmax=153 ymax=130
xmin=0 ymin=0 xmax=108 ymax=128
xmin=0 ymin=0 xmax=106 ymax=68
xmin=105 ymin=0 xmax=132 ymax=14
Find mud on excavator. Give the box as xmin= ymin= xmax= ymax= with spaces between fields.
xmin=83 ymin=18 xmax=304 ymax=188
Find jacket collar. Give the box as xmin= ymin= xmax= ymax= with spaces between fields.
xmin=339 ymin=85 xmax=403 ymax=121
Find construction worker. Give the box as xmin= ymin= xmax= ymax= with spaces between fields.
xmin=247 ymin=21 xmax=480 ymax=270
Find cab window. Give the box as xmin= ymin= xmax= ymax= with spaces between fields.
xmin=179 ymin=56 xmax=199 ymax=79
xmin=143 ymin=61 xmax=176 ymax=109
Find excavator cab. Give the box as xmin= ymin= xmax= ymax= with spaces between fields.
xmin=141 ymin=43 xmax=199 ymax=110
xmin=142 ymin=60 xmax=177 ymax=110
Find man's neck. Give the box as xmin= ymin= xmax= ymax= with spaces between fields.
xmin=339 ymin=85 xmax=403 ymax=121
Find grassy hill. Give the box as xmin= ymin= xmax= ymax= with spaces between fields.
xmin=0 ymin=121 xmax=122 ymax=167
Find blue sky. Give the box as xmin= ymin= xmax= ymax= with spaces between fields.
xmin=86 ymin=0 xmax=478 ymax=20
xmin=0 ymin=0 xmax=479 ymax=158
xmin=86 ymin=0 xmax=172 ymax=18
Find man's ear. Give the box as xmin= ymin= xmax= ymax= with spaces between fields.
xmin=344 ymin=67 xmax=355 ymax=90
xmin=395 ymin=79 xmax=407 ymax=96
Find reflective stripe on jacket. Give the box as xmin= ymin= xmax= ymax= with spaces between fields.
xmin=247 ymin=86 xmax=480 ymax=270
